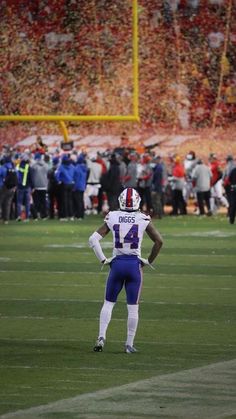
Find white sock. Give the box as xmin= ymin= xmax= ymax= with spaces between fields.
xmin=126 ymin=304 xmax=139 ymax=347
xmin=98 ymin=300 xmax=115 ymax=339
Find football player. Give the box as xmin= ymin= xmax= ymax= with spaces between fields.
xmin=89 ymin=187 xmax=163 ymax=354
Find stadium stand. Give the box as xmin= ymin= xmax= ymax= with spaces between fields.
xmin=0 ymin=0 xmax=235 ymax=147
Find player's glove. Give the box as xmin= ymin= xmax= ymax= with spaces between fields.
xmin=139 ymin=257 xmax=155 ymax=270
xmin=103 ymin=257 xmax=115 ymax=265
xmin=101 ymin=257 xmax=115 ymax=270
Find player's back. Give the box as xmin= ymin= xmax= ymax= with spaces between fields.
xmin=105 ymin=210 xmax=150 ymax=257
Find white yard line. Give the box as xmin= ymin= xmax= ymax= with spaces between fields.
xmin=0 ymin=299 xmax=235 ymax=308
xmin=0 ymin=261 xmax=234 ymax=267
xmin=0 ymin=298 xmax=235 ymax=307
xmin=0 ymin=359 xmax=236 ymax=419
xmin=0 ymin=270 xmax=235 ymax=278
xmin=1 ymin=315 xmax=233 ymax=325
xmin=1 ymin=337 xmax=236 ymax=347
xmin=0 ymin=282 xmax=235 ymax=290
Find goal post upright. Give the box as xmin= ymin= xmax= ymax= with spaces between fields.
xmin=132 ymin=0 xmax=139 ymax=120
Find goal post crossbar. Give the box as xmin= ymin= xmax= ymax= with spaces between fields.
xmin=0 ymin=115 xmax=139 ymax=122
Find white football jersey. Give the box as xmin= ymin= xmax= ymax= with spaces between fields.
xmin=104 ymin=210 xmax=151 ymax=257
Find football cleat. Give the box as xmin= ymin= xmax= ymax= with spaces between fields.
xmin=93 ymin=337 xmax=105 ymax=352
xmin=124 ymin=345 xmax=138 ymax=354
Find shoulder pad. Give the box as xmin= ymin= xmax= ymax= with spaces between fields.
xmin=104 ymin=212 xmax=110 ymax=222
xmin=140 ymin=212 xmax=151 ymax=221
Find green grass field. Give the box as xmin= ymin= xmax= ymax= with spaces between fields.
xmin=0 ymin=215 xmax=236 ymax=419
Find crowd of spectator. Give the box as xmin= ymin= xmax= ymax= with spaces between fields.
xmin=1 ymin=137 xmax=236 ymax=224
xmin=0 ymin=0 xmax=236 ymax=129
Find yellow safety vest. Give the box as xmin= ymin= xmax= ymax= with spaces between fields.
xmin=17 ymin=163 xmax=29 ymax=187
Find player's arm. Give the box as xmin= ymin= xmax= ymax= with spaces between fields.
xmin=88 ymin=223 xmax=110 ymax=263
xmin=146 ymin=221 xmax=163 ymax=264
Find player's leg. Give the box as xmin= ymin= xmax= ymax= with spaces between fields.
xmin=94 ymin=262 xmax=124 ymax=352
xmin=125 ymin=261 xmax=143 ymax=353
xmin=197 ymin=191 xmax=205 ymax=215
xmin=210 ymin=186 xmax=217 ymax=214
xmin=125 ymin=304 xmax=139 ymax=353
xmin=215 ymin=180 xmax=229 ymax=208
xmin=94 ymin=300 xmax=115 ymax=352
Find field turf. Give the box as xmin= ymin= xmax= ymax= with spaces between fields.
xmin=0 ymin=215 xmax=236 ymax=418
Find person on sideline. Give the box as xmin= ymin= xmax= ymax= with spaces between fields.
xmin=192 ymin=158 xmax=212 ymax=216
xmin=209 ymin=153 xmax=229 ymax=214
xmin=0 ymin=156 xmax=18 ymax=223
xmin=55 ymin=154 xmax=75 ymax=220
xmin=170 ymin=155 xmax=187 ymax=215
xmin=152 ymin=155 xmax=164 ymax=219
xmin=16 ymin=153 xmax=33 ymax=221
xmin=228 ymin=165 xmax=236 ymax=224
xmin=103 ymin=153 xmax=123 ymax=211
xmin=31 ymin=152 xmax=49 ymax=219
xmin=224 ymin=157 xmax=236 ymax=224
xmin=47 ymin=157 xmax=60 ymax=219
xmin=73 ymin=154 xmax=88 ymax=219
xmin=223 ymin=155 xmax=236 ymax=213
xmin=137 ymin=154 xmax=154 ymax=215
xmin=88 ymin=187 xmax=163 ymax=354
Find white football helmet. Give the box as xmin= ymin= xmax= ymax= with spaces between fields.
xmin=118 ymin=188 xmax=141 ymax=211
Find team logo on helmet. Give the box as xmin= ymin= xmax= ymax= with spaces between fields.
xmin=118 ymin=188 xmax=141 ymax=211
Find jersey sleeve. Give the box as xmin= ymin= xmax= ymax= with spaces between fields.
xmin=139 ymin=212 xmax=151 ymax=229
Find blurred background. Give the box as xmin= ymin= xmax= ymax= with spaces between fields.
xmin=0 ymin=0 xmax=236 ymax=157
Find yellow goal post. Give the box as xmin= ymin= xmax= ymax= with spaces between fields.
xmin=0 ymin=0 xmax=140 ymax=141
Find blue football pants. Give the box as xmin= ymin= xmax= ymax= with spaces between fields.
xmin=105 ymin=255 xmax=143 ymax=305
